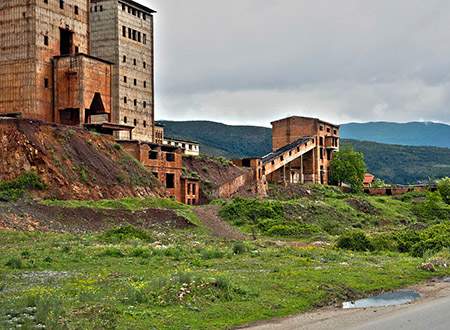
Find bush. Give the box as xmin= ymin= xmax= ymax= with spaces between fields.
xmin=336 ymin=231 xmax=374 ymax=251
xmin=412 ymin=192 xmax=450 ymax=222
xmin=437 ymin=177 xmax=450 ymax=204
xmin=199 ymin=248 xmax=225 ymax=260
xmin=5 ymin=257 xmax=24 ymax=269
xmin=267 ymin=224 xmax=321 ymax=237
xmin=99 ymin=248 xmax=125 ymax=258
xmin=0 ymin=171 xmax=46 ymax=202
xmin=232 ymin=242 xmax=247 ymax=255
xmin=102 ymin=225 xmax=153 ymax=243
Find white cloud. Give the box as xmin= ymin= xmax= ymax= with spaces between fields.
xmin=136 ymin=0 xmax=450 ymax=125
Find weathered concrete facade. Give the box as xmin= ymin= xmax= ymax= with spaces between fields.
xmin=90 ymin=0 xmax=155 ymax=142
xmin=53 ymin=54 xmax=113 ymax=125
xmin=269 ymin=116 xmax=340 ymax=184
xmin=0 ymin=0 xmax=90 ymax=121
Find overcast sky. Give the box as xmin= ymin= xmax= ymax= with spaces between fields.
xmin=138 ymin=0 xmax=450 ymax=126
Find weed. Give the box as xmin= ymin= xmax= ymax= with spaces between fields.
xmin=99 ymin=248 xmax=125 ymax=258
xmin=5 ymin=257 xmax=23 ymax=269
xmin=336 ymin=231 xmax=374 ymax=251
xmin=0 ymin=171 xmax=46 ymax=202
xmin=102 ymin=225 xmax=153 ymax=243
xmin=232 ymin=242 xmax=247 ymax=255
xmin=199 ymin=248 xmax=224 ymax=260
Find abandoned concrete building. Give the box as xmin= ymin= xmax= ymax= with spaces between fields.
xmin=236 ymin=116 xmax=340 ymax=186
xmin=89 ymin=0 xmax=155 ymax=142
xmin=119 ymin=140 xmax=200 ymax=204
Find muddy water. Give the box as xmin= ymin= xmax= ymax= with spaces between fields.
xmin=343 ymin=290 xmax=421 ymax=309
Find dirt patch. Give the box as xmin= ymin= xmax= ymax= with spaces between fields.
xmin=193 ymin=205 xmax=246 ymax=240
xmin=0 ymin=119 xmax=163 ymax=200
xmin=346 ymin=198 xmax=379 ymax=215
xmin=0 ymin=200 xmax=191 ymax=233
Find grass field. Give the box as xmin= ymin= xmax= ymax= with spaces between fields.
xmin=1 ymin=226 xmax=448 ymax=329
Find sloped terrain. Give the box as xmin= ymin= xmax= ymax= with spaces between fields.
xmin=183 ymin=155 xmax=252 ymax=202
xmin=0 ymin=118 xmax=163 ymax=200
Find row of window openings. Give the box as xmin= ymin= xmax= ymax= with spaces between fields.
xmin=123 ymin=76 xmax=148 ymax=88
xmin=43 ymin=1 xmax=78 ymax=14
xmin=123 ymin=98 xmax=150 ymax=108
xmin=319 ymin=125 xmax=338 ymax=135
xmin=122 ymin=26 xmax=147 ymax=44
xmin=122 ymin=3 xmax=148 ymax=21
xmin=91 ymin=5 xmax=103 ymax=12
xmin=149 ymin=152 xmax=175 ymax=162
xmin=123 ymin=116 xmax=150 ymax=128
xmin=122 ymin=56 xmax=147 ymax=69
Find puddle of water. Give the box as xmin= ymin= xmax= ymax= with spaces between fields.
xmin=343 ymin=290 xmax=421 ymax=309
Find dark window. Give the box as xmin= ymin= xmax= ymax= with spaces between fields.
xmin=143 ymin=101 xmax=146 ymax=108
xmin=327 ymin=127 xmax=331 ymax=133
xmin=122 ymin=4 xmax=126 ymax=11
xmin=134 ymin=99 xmax=137 ymax=106
xmin=280 ymin=156 xmax=284 ymax=161
xmin=143 ymin=120 xmax=147 ymax=127
xmin=128 ymin=7 xmax=131 ymax=13
xmin=100 ymin=5 xmax=103 ymax=11
xmin=143 ymin=33 xmax=147 ymax=44
xmin=94 ymin=5 xmax=97 ymax=12
xmin=143 ymin=81 xmax=147 ymax=88
xmin=59 ymin=28 xmax=73 ymax=55
xmin=59 ymin=0 xmax=64 ymax=10
xmin=149 ymin=151 xmax=158 ymax=159
xmin=166 ymin=153 xmax=175 ymax=162
xmin=122 ymin=26 xmax=126 ymax=37
xmin=123 ymin=116 xmax=127 ymax=123
xmin=143 ymin=62 xmax=146 ymax=68
xmin=123 ymin=55 xmax=126 ymax=62
xmin=319 ymin=137 xmax=324 ymax=146
xmin=124 ymin=76 xmax=127 ymax=83
xmin=319 ymin=125 xmax=324 ymax=131
xmin=143 ymin=13 xmax=146 ymax=20
xmin=320 ymin=148 xmax=324 ymax=160
xmin=137 ymin=32 xmax=141 ymax=43
xmin=133 ymin=79 xmax=137 ymax=86
xmin=74 ymin=5 xmax=78 ymax=14
xmin=334 ymin=129 xmax=337 ymax=135
xmin=128 ymin=28 xmax=131 ymax=38
xmin=134 ymin=119 xmax=137 ymax=126
xmin=44 ymin=78 xmax=49 ymax=88
xmin=137 ymin=11 xmax=141 ymax=18
xmin=74 ymin=46 xmax=79 ymax=53
xmin=124 ymin=97 xmax=127 ymax=104
xmin=44 ymin=35 xmax=48 ymax=46
xmin=132 ymin=8 xmax=136 ymax=16
xmin=133 ymin=58 xmax=136 ymax=65
xmin=166 ymin=173 xmax=175 ymax=188
xmin=132 ymin=30 xmax=137 ymax=40
xmin=44 ymin=0 xmax=48 ymax=4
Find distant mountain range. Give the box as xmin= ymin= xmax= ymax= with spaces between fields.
xmin=160 ymin=120 xmax=450 ymax=184
xmin=341 ymin=121 xmax=450 ymax=148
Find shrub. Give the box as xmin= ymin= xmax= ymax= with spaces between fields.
xmin=102 ymin=225 xmax=153 ymax=243
xmin=412 ymin=192 xmax=450 ymax=222
xmin=393 ymin=230 xmax=421 ymax=253
xmin=99 ymin=248 xmax=125 ymax=258
xmin=5 ymin=257 xmax=23 ymax=269
xmin=437 ymin=177 xmax=450 ymax=204
xmin=199 ymin=248 xmax=225 ymax=260
xmin=0 ymin=171 xmax=46 ymax=202
xmin=336 ymin=231 xmax=374 ymax=251
xmin=232 ymin=242 xmax=247 ymax=255
xmin=267 ymin=224 xmax=321 ymax=237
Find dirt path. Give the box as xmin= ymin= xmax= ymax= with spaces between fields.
xmin=193 ymin=205 xmax=247 ymax=240
xmin=240 ymin=279 xmax=450 ymax=330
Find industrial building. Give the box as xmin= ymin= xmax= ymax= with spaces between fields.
xmin=90 ymin=0 xmax=155 ymax=142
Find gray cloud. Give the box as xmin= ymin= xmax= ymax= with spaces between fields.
xmin=138 ymin=0 xmax=450 ymax=125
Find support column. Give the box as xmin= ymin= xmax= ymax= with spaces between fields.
xmin=300 ymin=154 xmax=304 ymax=184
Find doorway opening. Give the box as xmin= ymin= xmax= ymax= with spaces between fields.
xmin=60 ymin=28 xmax=73 ymax=55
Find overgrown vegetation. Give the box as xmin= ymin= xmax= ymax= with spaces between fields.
xmin=1 ymin=226 xmax=447 ymax=329
xmin=0 ymin=172 xmax=46 ymax=202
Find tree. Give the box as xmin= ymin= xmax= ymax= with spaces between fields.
xmin=330 ymin=147 xmax=366 ymax=192
xmin=437 ymin=177 xmax=450 ymax=204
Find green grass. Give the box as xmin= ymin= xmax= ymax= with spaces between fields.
xmin=40 ymin=197 xmax=202 ymax=227
xmin=0 ymin=228 xmax=447 ymax=330
xmin=0 ymin=171 xmax=46 ymax=202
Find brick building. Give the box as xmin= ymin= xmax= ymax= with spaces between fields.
xmin=119 ymin=140 xmax=200 ymax=204
xmin=89 ymin=0 xmax=155 ymax=142
xmin=268 ymin=116 xmax=340 ymax=184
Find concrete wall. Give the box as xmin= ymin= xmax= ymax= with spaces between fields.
xmin=90 ymin=0 xmax=154 ymax=142
xmin=0 ymin=0 xmax=90 ymax=122
xmin=53 ymin=54 xmax=112 ymax=124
